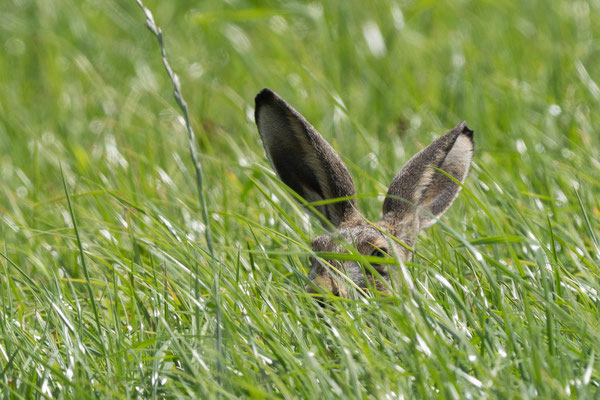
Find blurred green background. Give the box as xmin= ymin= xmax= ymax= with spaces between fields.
xmin=1 ymin=0 xmax=599 ymax=398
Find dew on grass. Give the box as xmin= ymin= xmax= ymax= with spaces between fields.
xmin=384 ymin=391 xmax=395 ymax=400
xmin=99 ymin=229 xmax=112 ymax=241
xmin=0 ymin=343 xmax=7 ymax=362
xmin=14 ymin=176 xmax=34 ymax=201
xmin=330 ymin=326 xmax=341 ymax=339
xmin=452 ymin=53 xmax=465 ymax=68
xmin=227 ymin=366 xmax=244 ymax=376
xmin=416 ymin=334 xmax=432 ymax=357
xmin=245 ymin=105 xmax=254 ymax=123
xmin=134 ymin=61 xmax=158 ymax=92
xmin=497 ymin=347 xmax=508 ymax=358
xmin=555 ymin=189 xmax=567 ymax=205
xmin=435 ymin=273 xmax=452 ymax=289
xmin=575 ymin=60 xmax=600 ymax=99
xmin=394 ymin=364 xmax=406 ymax=373
xmin=41 ymin=379 xmax=51 ymax=397
xmin=223 ymin=24 xmax=251 ymax=54
xmin=238 ymin=156 xmax=250 ymax=167
xmin=98 ymin=171 xmax=109 ymax=185
xmin=333 ymin=105 xmax=346 ymax=127
xmin=192 ymin=350 xmax=210 ymax=372
xmin=578 ymin=284 xmax=598 ymax=301
xmin=569 ymin=179 xmax=579 ymax=190
xmin=391 ymin=6 xmax=405 ymax=30
xmin=535 ymin=198 xmax=544 ymax=211
xmin=159 ymin=215 xmax=182 ymax=242
xmin=515 ymin=139 xmax=527 ymax=154
xmin=548 ymin=104 xmax=562 ymax=116
xmin=105 ymin=135 xmax=128 ymax=169
xmin=474 ymin=251 xmax=483 ymax=262
xmin=89 ymin=119 xmax=104 ymax=135
xmin=363 ymin=21 xmax=386 ymax=58
xmin=61 ymin=210 xmax=73 ymax=228
xmin=331 ymin=93 xmax=346 ymax=110
xmin=307 ymin=3 xmax=323 ymax=20
xmin=15 ymin=168 xmax=32 ymax=188
xmin=269 ymin=15 xmax=287 ymax=34
xmin=368 ymin=152 xmax=378 ymax=169
xmin=301 ymin=214 xmax=311 ymax=231
xmin=157 ymin=167 xmax=174 ymax=186
xmin=562 ymin=148 xmax=575 ymax=159
xmin=258 ymin=353 xmax=273 ymax=365
xmin=3 ymin=216 xmax=19 ymax=233
xmin=188 ymin=62 xmax=204 ymax=79
xmin=191 ymin=220 xmax=205 ymax=234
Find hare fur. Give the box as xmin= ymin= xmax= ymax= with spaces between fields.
xmin=254 ymin=88 xmax=473 ymax=298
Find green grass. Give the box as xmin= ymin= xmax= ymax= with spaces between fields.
xmin=1 ymin=0 xmax=600 ymax=398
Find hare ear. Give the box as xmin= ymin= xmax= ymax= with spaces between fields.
xmin=255 ymin=88 xmax=359 ymax=228
xmin=382 ymin=122 xmax=474 ymax=231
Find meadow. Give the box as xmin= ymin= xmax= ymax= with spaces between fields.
xmin=1 ymin=0 xmax=599 ymax=398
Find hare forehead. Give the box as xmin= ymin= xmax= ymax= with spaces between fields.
xmin=311 ymin=225 xmax=388 ymax=252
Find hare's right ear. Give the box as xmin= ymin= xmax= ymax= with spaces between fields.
xmin=382 ymin=122 xmax=474 ymax=233
xmin=254 ymin=89 xmax=359 ymax=228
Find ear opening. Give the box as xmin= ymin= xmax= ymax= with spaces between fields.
xmin=382 ymin=121 xmax=474 ymax=232
xmin=255 ymin=88 xmax=360 ymax=228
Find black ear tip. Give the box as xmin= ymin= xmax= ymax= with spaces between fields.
xmin=456 ymin=121 xmax=474 ymax=138
xmin=255 ymin=88 xmax=278 ymax=124
xmin=255 ymin=88 xmax=277 ymax=106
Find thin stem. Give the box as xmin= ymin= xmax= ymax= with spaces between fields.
xmin=60 ymin=163 xmax=107 ymax=361
xmin=134 ymin=0 xmax=222 ymax=376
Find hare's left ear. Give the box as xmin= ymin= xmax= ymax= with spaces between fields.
xmin=254 ymin=88 xmax=359 ymax=228
xmin=382 ymin=122 xmax=474 ymax=232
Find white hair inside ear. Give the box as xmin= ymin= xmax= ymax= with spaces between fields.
xmin=383 ymin=121 xmax=473 ymax=232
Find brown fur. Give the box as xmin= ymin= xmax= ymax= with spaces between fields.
xmin=255 ymin=88 xmax=474 ymax=298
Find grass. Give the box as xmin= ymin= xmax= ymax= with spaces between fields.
xmin=1 ymin=0 xmax=599 ymax=398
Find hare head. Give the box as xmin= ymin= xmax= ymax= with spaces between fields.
xmin=254 ymin=88 xmax=473 ymax=299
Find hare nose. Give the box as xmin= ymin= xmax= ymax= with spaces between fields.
xmin=305 ymin=283 xmax=318 ymax=294
xmin=306 ymin=281 xmax=329 ymax=308
xmin=305 ymin=275 xmax=339 ymax=297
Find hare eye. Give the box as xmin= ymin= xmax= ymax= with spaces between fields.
xmin=371 ymin=248 xmax=387 ymax=258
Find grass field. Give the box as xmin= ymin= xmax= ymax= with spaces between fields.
xmin=1 ymin=0 xmax=600 ymax=398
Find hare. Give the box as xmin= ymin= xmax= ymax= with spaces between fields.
xmin=254 ymin=88 xmax=474 ymax=298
